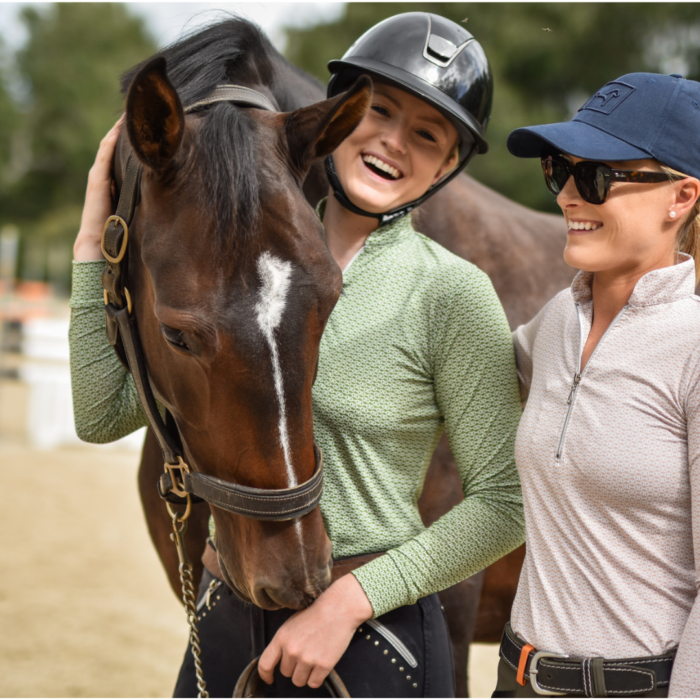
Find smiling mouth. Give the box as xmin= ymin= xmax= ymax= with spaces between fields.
xmin=362 ymin=154 xmax=402 ymax=181
xmin=568 ymin=220 xmax=602 ymax=231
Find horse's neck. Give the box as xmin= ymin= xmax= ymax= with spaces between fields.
xmin=267 ymin=55 xmax=325 ymax=112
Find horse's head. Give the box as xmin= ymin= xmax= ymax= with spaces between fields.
xmin=117 ymin=56 xmax=370 ymax=609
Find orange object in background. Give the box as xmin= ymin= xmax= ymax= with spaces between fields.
xmin=15 ymin=281 xmax=52 ymax=301
xmin=0 ymin=281 xmax=54 ymax=324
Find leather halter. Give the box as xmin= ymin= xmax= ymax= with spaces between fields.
xmin=101 ymin=85 xmax=324 ymax=522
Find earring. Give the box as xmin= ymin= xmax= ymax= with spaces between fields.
xmin=670 ymin=210 xmax=677 ymax=218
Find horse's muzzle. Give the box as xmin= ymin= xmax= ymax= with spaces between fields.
xmin=216 ymin=551 xmax=332 ymax=611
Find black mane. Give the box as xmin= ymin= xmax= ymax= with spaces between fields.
xmin=122 ymin=18 xmax=288 ymax=249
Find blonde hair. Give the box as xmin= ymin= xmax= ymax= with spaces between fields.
xmin=661 ymin=165 xmax=700 ymax=285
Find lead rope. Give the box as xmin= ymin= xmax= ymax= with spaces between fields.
xmin=167 ymin=497 xmax=209 ymax=698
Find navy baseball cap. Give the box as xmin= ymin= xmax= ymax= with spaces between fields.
xmin=507 ymin=73 xmax=700 ymax=180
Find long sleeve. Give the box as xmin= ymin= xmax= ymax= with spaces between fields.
xmin=69 ymin=260 xmax=147 ymax=443
xmin=512 ymin=299 xmax=551 ymax=403
xmin=353 ymin=269 xmax=525 ymax=617
xmin=669 ymin=353 xmax=700 ymax=697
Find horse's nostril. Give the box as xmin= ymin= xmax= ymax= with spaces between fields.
xmin=256 ymin=579 xmax=326 ymax=611
xmin=259 ymin=588 xmax=280 ymax=608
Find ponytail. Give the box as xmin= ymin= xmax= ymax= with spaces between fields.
xmin=679 ymin=201 xmax=700 ymax=285
xmin=661 ymin=165 xmax=700 ymax=285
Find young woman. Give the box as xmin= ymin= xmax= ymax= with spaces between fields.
xmin=493 ymin=73 xmax=700 ymax=697
xmin=70 ymin=14 xmax=525 ymax=697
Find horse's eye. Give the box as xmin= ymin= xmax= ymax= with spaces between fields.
xmin=160 ymin=323 xmax=190 ymax=351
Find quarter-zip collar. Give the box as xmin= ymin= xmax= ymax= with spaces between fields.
xmin=316 ymin=198 xmax=415 ymax=285
xmin=570 ymin=253 xmax=696 ymax=308
xmin=556 ymin=254 xmax=696 ymax=464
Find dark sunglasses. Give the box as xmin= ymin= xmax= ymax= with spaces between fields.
xmin=541 ymin=155 xmax=681 ymax=204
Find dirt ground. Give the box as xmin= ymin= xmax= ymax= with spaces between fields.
xmin=0 ymin=374 xmax=500 ymax=698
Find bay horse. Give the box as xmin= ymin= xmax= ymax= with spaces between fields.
xmin=119 ymin=17 xmax=575 ymax=697
xmin=116 ymin=19 xmax=373 ymax=612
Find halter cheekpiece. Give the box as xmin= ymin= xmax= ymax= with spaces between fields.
xmin=101 ymin=84 xmax=325 ymax=523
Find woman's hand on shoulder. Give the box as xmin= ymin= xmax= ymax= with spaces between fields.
xmin=73 ymin=115 xmax=124 ymax=262
xmin=258 ymin=573 xmax=373 ymax=689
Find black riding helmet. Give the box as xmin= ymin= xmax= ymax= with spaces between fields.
xmin=325 ymin=12 xmax=494 ymax=224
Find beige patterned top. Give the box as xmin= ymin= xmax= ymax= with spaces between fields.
xmin=511 ymin=255 xmax=699 ymax=695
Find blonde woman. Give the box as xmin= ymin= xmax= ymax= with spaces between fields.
xmin=493 ymin=73 xmax=700 ymax=697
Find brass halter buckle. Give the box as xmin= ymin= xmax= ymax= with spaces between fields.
xmin=164 ymin=457 xmax=192 ymax=522
xmin=165 ymin=456 xmax=191 ymax=497
xmin=101 ymin=214 xmax=129 ymax=263
xmin=103 ymin=287 xmax=132 ymax=314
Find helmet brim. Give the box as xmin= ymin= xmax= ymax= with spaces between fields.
xmin=507 ymin=120 xmax=652 ymax=161
xmin=328 ymin=57 xmax=489 ymax=156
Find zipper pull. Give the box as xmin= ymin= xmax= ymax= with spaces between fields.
xmin=567 ymin=372 xmax=581 ymax=404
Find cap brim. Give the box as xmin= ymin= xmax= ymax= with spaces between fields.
xmin=507 ymin=120 xmax=652 ymax=161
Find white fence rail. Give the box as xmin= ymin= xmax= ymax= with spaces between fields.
xmin=19 ymin=318 xmax=145 ymax=451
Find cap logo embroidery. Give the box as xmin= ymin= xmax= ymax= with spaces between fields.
xmin=579 ymin=81 xmax=636 ymax=115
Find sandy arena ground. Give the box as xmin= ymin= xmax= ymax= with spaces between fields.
xmin=0 ymin=372 xmax=500 ymax=698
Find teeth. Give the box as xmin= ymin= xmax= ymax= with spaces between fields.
xmin=568 ymin=221 xmax=600 ymax=231
xmin=362 ymin=155 xmax=400 ymax=179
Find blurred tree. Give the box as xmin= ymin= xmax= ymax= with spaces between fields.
xmin=0 ymin=36 xmax=21 ymax=200
xmin=285 ymin=3 xmax=700 ymax=213
xmin=0 ymin=3 xmax=156 ymax=285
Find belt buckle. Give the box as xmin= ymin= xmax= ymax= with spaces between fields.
xmin=529 ymin=650 xmax=569 ymax=696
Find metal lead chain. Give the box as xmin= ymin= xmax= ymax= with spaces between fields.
xmin=180 ymin=558 xmax=208 ymax=698
xmin=170 ymin=498 xmax=209 ymax=698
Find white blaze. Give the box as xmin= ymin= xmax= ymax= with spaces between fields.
xmin=255 ymin=251 xmax=295 ymax=485
xmin=256 ymin=252 xmax=310 ymax=577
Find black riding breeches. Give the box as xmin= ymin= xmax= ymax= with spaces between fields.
xmin=173 ymin=567 xmax=456 ymax=698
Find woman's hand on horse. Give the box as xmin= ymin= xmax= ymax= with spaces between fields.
xmin=74 ymin=115 xmax=124 ymax=262
xmin=258 ymin=573 xmax=373 ymax=688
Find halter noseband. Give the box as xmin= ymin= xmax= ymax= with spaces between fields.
xmin=101 ymin=85 xmax=324 ymax=522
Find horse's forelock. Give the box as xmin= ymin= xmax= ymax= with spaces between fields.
xmin=122 ymin=17 xmax=276 ymax=254
xmin=193 ymin=103 xmax=261 ymax=253
xmin=120 ymin=17 xmax=275 ymax=101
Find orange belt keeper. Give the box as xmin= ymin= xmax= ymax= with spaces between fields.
xmin=517 ymin=644 xmax=535 ymax=686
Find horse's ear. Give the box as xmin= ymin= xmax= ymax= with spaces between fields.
xmin=285 ymin=76 xmax=372 ymax=173
xmin=126 ymin=56 xmax=184 ymax=171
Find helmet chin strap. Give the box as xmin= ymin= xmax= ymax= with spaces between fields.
xmin=324 ymin=156 xmax=409 ymax=224
xmin=324 ymin=149 xmax=477 ymax=227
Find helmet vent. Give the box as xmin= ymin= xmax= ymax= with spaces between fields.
xmin=426 ymin=35 xmax=456 ymax=62
xmin=423 ymin=33 xmax=474 ymax=68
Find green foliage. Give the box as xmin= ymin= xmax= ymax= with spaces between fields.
xmin=0 ymin=36 xmax=21 ymax=197
xmin=12 ymin=4 xmax=155 ymax=221
xmin=285 ymin=3 xmax=700 ymax=213
xmin=0 ymin=3 xmax=156 ymax=285
xmin=2 ymin=3 xmax=700 ymax=287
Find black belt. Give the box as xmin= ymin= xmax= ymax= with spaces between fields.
xmin=500 ymin=622 xmax=676 ymax=697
